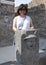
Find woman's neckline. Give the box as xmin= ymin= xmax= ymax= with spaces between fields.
xmin=18 ymin=15 xmax=26 ymax=19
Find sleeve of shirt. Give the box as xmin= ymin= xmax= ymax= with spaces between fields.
xmin=13 ymin=16 xmax=17 ymax=21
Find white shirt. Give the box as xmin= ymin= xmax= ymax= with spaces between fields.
xmin=14 ymin=15 xmax=31 ymax=30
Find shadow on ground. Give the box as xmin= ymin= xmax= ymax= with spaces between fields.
xmin=0 ymin=61 xmax=16 ymax=65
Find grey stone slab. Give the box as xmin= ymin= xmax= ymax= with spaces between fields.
xmin=14 ymin=30 xmax=39 ymax=65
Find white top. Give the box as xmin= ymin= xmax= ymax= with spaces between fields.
xmin=14 ymin=15 xmax=31 ymax=30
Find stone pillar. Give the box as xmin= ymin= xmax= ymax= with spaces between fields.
xmin=15 ymin=29 xmax=39 ymax=65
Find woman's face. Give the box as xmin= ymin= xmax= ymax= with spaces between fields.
xmin=19 ymin=8 xmax=26 ymax=17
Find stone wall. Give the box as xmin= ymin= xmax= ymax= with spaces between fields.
xmin=29 ymin=0 xmax=46 ymax=8
xmin=28 ymin=5 xmax=45 ymax=28
xmin=28 ymin=0 xmax=46 ymax=38
xmin=0 ymin=3 xmax=15 ymax=47
xmin=28 ymin=4 xmax=46 ymax=38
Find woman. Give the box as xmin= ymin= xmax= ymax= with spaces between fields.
xmin=13 ymin=4 xmax=34 ymax=62
xmin=13 ymin=4 xmax=34 ymax=32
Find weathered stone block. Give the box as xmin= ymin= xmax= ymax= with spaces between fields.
xmin=15 ymin=29 xmax=39 ymax=65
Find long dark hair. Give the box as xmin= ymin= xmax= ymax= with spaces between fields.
xmin=17 ymin=4 xmax=28 ymax=15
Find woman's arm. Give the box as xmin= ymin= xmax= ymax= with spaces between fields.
xmin=13 ymin=18 xmax=17 ymax=32
xmin=30 ymin=19 xmax=34 ymax=29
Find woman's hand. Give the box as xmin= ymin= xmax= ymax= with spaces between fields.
xmin=30 ymin=26 xmax=34 ymax=29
